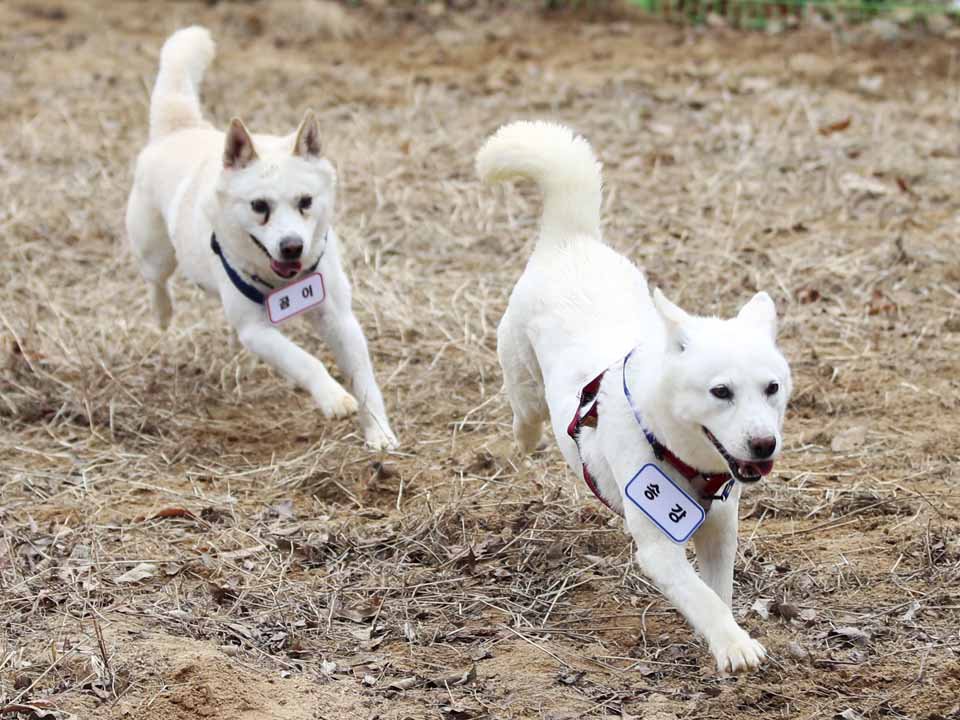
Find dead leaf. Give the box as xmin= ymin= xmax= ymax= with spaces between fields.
xmin=837 ymin=709 xmax=864 ymax=720
xmin=349 ymin=627 xmax=374 ymax=642
xmin=0 ymin=704 xmax=77 ymax=719
xmin=387 ymin=676 xmax=419 ymax=691
xmin=220 ymin=545 xmax=266 ymax=560
xmin=818 ymin=117 xmax=852 ymax=136
xmin=113 ymin=563 xmax=157 ymax=584
xmin=751 ymin=598 xmax=772 ymax=619
xmin=150 ymin=507 xmax=196 ymax=521
xmin=430 ymin=665 xmax=476 ymax=688
xmin=336 ymin=603 xmax=378 ymax=623
xmin=831 ymin=626 xmax=871 ymax=645
xmin=441 ymin=703 xmax=479 ymax=720
xmin=787 ymin=641 xmax=810 ymax=661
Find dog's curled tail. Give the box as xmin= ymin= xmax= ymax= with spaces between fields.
xmin=149 ymin=26 xmax=216 ymax=141
xmin=476 ymin=121 xmax=603 ymax=244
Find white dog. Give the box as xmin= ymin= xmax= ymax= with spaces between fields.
xmin=126 ymin=27 xmax=397 ymax=450
xmin=477 ymin=121 xmax=792 ymax=674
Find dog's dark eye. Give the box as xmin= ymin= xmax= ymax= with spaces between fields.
xmin=298 ymin=196 xmax=312 ymax=212
xmin=765 ymin=381 xmax=780 ymax=397
xmin=251 ymin=199 xmax=270 ymax=215
xmin=710 ymin=385 xmax=733 ymax=401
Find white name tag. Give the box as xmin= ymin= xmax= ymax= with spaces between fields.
xmin=624 ymin=464 xmax=705 ymax=544
xmin=266 ymin=273 xmax=325 ymax=324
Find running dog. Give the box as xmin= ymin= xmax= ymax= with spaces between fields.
xmin=126 ymin=27 xmax=397 ymax=450
xmin=477 ymin=121 xmax=791 ymax=673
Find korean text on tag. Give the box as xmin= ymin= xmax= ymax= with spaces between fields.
xmin=624 ymin=464 xmax=705 ymax=543
xmin=267 ymin=273 xmax=326 ymax=324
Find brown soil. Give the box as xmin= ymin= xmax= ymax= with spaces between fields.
xmin=1 ymin=1 xmax=959 ymax=719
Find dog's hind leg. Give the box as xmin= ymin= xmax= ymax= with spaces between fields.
xmin=126 ymin=187 xmax=176 ymax=329
xmin=497 ymin=317 xmax=547 ymax=454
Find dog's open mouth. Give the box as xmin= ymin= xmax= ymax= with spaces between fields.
xmin=248 ymin=233 xmax=302 ymax=279
xmin=703 ymin=427 xmax=774 ymax=483
xmin=270 ymin=259 xmax=302 ymax=279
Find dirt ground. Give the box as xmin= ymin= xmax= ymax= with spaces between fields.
xmin=2 ymin=1 xmax=960 ymax=718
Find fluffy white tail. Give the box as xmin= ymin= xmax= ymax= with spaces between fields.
xmin=476 ymin=121 xmax=603 ymax=243
xmin=149 ymin=26 xmax=215 ymax=141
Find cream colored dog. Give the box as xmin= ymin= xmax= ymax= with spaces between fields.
xmin=126 ymin=27 xmax=397 ymax=450
xmin=477 ymin=121 xmax=792 ymax=673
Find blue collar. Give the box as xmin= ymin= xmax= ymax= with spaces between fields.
xmin=211 ymin=234 xmax=267 ymax=305
xmin=210 ymin=233 xmax=326 ymax=306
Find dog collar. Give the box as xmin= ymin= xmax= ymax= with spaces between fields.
xmin=621 ymin=349 xmax=734 ymax=504
xmin=210 ymin=232 xmax=326 ymax=306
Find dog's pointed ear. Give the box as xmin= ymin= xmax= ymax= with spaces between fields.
xmin=224 ymin=118 xmax=257 ymax=170
xmin=737 ymin=291 xmax=778 ymax=339
xmin=653 ymin=288 xmax=690 ymax=352
xmin=293 ymin=110 xmax=322 ymax=158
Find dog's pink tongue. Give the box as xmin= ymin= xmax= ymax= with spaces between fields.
xmin=741 ymin=460 xmax=775 ymax=476
xmin=271 ymin=259 xmax=302 ymax=279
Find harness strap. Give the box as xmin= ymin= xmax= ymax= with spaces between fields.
xmin=567 ymin=371 xmax=622 ymax=515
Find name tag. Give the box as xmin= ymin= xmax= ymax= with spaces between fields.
xmin=624 ymin=464 xmax=705 ymax=544
xmin=266 ymin=273 xmax=325 ymax=324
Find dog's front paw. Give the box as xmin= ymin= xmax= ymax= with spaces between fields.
xmin=711 ymin=633 xmax=766 ymax=675
xmin=316 ymin=387 xmax=359 ymax=419
xmin=364 ymin=424 xmax=399 ymax=452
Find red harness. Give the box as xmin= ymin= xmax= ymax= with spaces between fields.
xmin=565 ymin=372 xmax=616 ymax=513
xmin=567 ymin=370 xmax=733 ymax=514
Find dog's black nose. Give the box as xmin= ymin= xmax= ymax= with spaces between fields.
xmin=279 ymin=236 xmax=303 ymax=261
xmin=749 ymin=436 xmax=777 ymax=460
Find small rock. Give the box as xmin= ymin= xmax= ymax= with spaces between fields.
xmin=788 ymin=641 xmax=810 ymax=661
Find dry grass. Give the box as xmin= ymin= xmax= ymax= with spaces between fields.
xmin=2 ymin=1 xmax=960 ymax=719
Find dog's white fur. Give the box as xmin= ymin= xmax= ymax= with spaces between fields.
xmin=477 ymin=121 xmax=792 ymax=674
xmin=126 ymin=27 xmax=397 ymax=450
